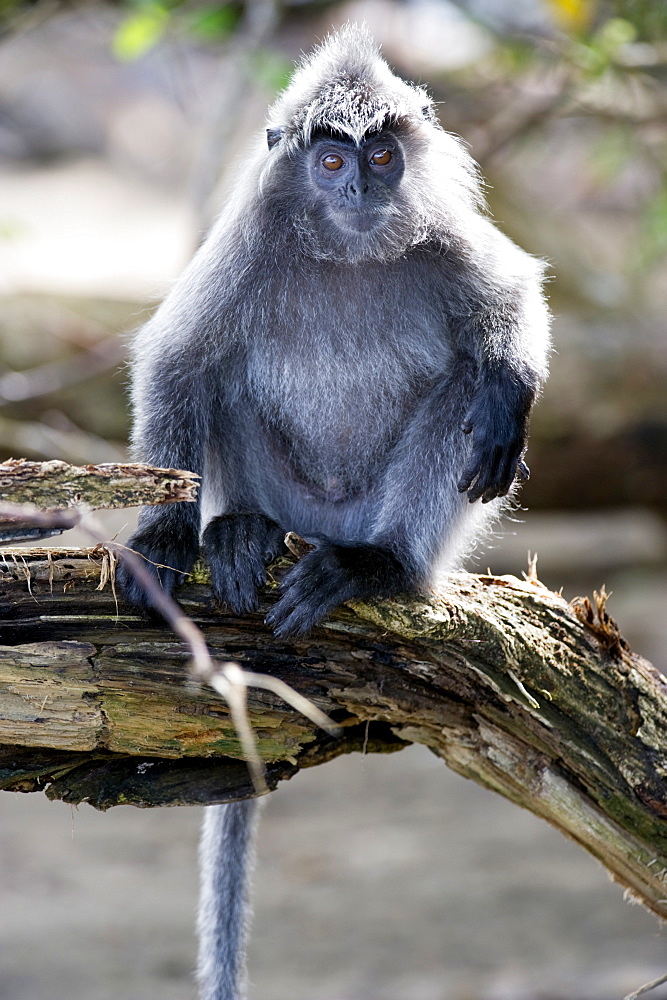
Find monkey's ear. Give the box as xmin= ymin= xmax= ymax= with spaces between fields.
xmin=266 ymin=127 xmax=284 ymax=150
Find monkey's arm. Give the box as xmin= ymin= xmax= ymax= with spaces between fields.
xmin=448 ymin=238 xmax=550 ymax=504
xmin=118 ymin=345 xmax=209 ymax=609
xmin=118 ymin=218 xmax=249 ymax=611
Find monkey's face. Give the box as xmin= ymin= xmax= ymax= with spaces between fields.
xmin=306 ymin=131 xmax=407 ymax=242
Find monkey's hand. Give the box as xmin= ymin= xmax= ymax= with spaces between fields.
xmin=457 ymin=379 xmax=533 ymax=503
xmin=203 ymin=512 xmax=286 ymax=615
xmin=117 ymin=514 xmax=200 ymax=612
xmin=265 ymin=540 xmax=410 ymax=638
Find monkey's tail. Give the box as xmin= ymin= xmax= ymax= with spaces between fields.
xmin=196 ymin=800 xmax=261 ymax=1000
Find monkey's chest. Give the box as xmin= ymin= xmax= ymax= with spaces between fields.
xmin=245 ymin=328 xmax=448 ymax=492
xmin=251 ymin=350 xmax=406 ymax=443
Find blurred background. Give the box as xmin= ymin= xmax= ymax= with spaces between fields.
xmin=1 ymin=0 xmax=667 ymax=997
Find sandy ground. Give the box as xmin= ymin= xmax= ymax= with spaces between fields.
xmin=2 ymin=746 xmax=667 ymax=1000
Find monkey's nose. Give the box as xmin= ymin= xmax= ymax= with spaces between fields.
xmin=348 ymin=181 xmax=369 ymax=200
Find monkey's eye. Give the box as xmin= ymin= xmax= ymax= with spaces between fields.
xmin=370 ymin=148 xmax=392 ymax=166
xmin=322 ymin=154 xmax=344 ymax=171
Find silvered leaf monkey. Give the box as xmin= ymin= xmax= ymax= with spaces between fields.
xmin=119 ymin=24 xmax=550 ymax=1000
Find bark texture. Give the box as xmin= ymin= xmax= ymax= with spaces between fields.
xmin=1 ymin=544 xmax=667 ymax=921
xmin=0 ymin=459 xmax=199 ymax=542
xmin=0 ymin=458 xmax=198 ymax=512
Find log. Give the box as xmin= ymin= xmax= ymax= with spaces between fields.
xmin=0 ymin=458 xmax=199 ymax=509
xmin=2 ymin=544 xmax=667 ymax=922
xmin=0 ymin=459 xmax=199 ymax=542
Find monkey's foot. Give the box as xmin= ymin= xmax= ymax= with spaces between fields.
xmin=265 ymin=540 xmax=409 ymax=638
xmin=117 ymin=520 xmax=200 ymax=612
xmin=203 ymin=512 xmax=286 ymax=615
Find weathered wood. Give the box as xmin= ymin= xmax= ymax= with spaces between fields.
xmin=0 ymin=459 xmax=199 ymax=542
xmin=2 ymin=544 xmax=667 ymax=922
xmin=0 ymin=458 xmax=198 ymax=511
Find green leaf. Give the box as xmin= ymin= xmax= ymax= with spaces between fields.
xmin=112 ymin=5 xmax=170 ymax=61
xmin=595 ymin=17 xmax=637 ymax=53
xmin=187 ymin=5 xmax=240 ymax=40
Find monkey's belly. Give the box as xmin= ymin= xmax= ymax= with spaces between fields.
xmin=244 ymin=326 xmax=450 ymax=508
xmin=265 ymin=415 xmax=393 ymax=502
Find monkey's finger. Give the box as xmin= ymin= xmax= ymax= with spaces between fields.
xmin=228 ymin=586 xmax=261 ymax=615
xmin=487 ymin=449 xmax=520 ymax=502
xmin=271 ymin=580 xmax=344 ymax=636
xmin=482 ymin=480 xmax=505 ymax=503
xmin=265 ymin=591 xmax=297 ymax=630
xmin=458 ymin=438 xmax=491 ymax=494
xmin=480 ymin=478 xmax=499 ymax=503
xmin=267 ymin=553 xmax=350 ymax=636
xmin=271 ymin=603 xmax=323 ymax=637
xmin=464 ymin=458 xmax=493 ymax=502
xmin=469 ymin=449 xmax=503 ymax=503
xmin=468 ymin=478 xmax=490 ymax=503
xmin=499 ymin=444 xmax=529 ymax=498
xmin=275 ymin=565 xmax=332 ymax=614
xmin=267 ymin=577 xmax=336 ymax=636
xmin=254 ymin=523 xmax=288 ymax=570
xmin=265 ymin=567 xmax=322 ymax=630
xmin=488 ymin=471 xmax=513 ymax=502
xmin=277 ymin=554 xmax=329 ymax=599
xmin=457 ymin=462 xmax=479 ymax=494
xmin=210 ymin=566 xmax=260 ymax=614
xmin=267 ymin=600 xmax=307 ymax=636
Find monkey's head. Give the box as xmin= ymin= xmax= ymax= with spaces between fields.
xmin=306 ymin=127 xmax=405 ymax=236
xmin=260 ymin=25 xmax=480 ymax=265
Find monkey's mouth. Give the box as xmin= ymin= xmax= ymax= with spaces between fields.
xmin=333 ymin=206 xmax=388 ymax=234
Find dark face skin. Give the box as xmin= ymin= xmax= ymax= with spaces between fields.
xmin=308 ymin=132 xmax=405 ymax=234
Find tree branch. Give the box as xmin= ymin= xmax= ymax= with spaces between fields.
xmin=0 ymin=459 xmax=199 ymax=541
xmin=2 ymin=543 xmax=667 ymax=922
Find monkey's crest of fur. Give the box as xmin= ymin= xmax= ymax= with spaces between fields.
xmin=269 ymin=24 xmax=433 ymax=151
xmin=254 ymin=23 xmax=484 ymax=263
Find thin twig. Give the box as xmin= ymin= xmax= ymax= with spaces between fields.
xmin=208 ymin=663 xmax=267 ymax=794
xmin=625 ymin=972 xmax=667 ymax=1000
xmin=0 ymin=501 xmax=80 ymax=530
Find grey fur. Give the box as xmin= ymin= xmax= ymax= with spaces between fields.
xmin=197 ymin=801 xmax=260 ymax=1000
xmin=119 ymin=25 xmax=551 ymax=996
xmin=121 ymin=25 xmax=550 ymax=627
